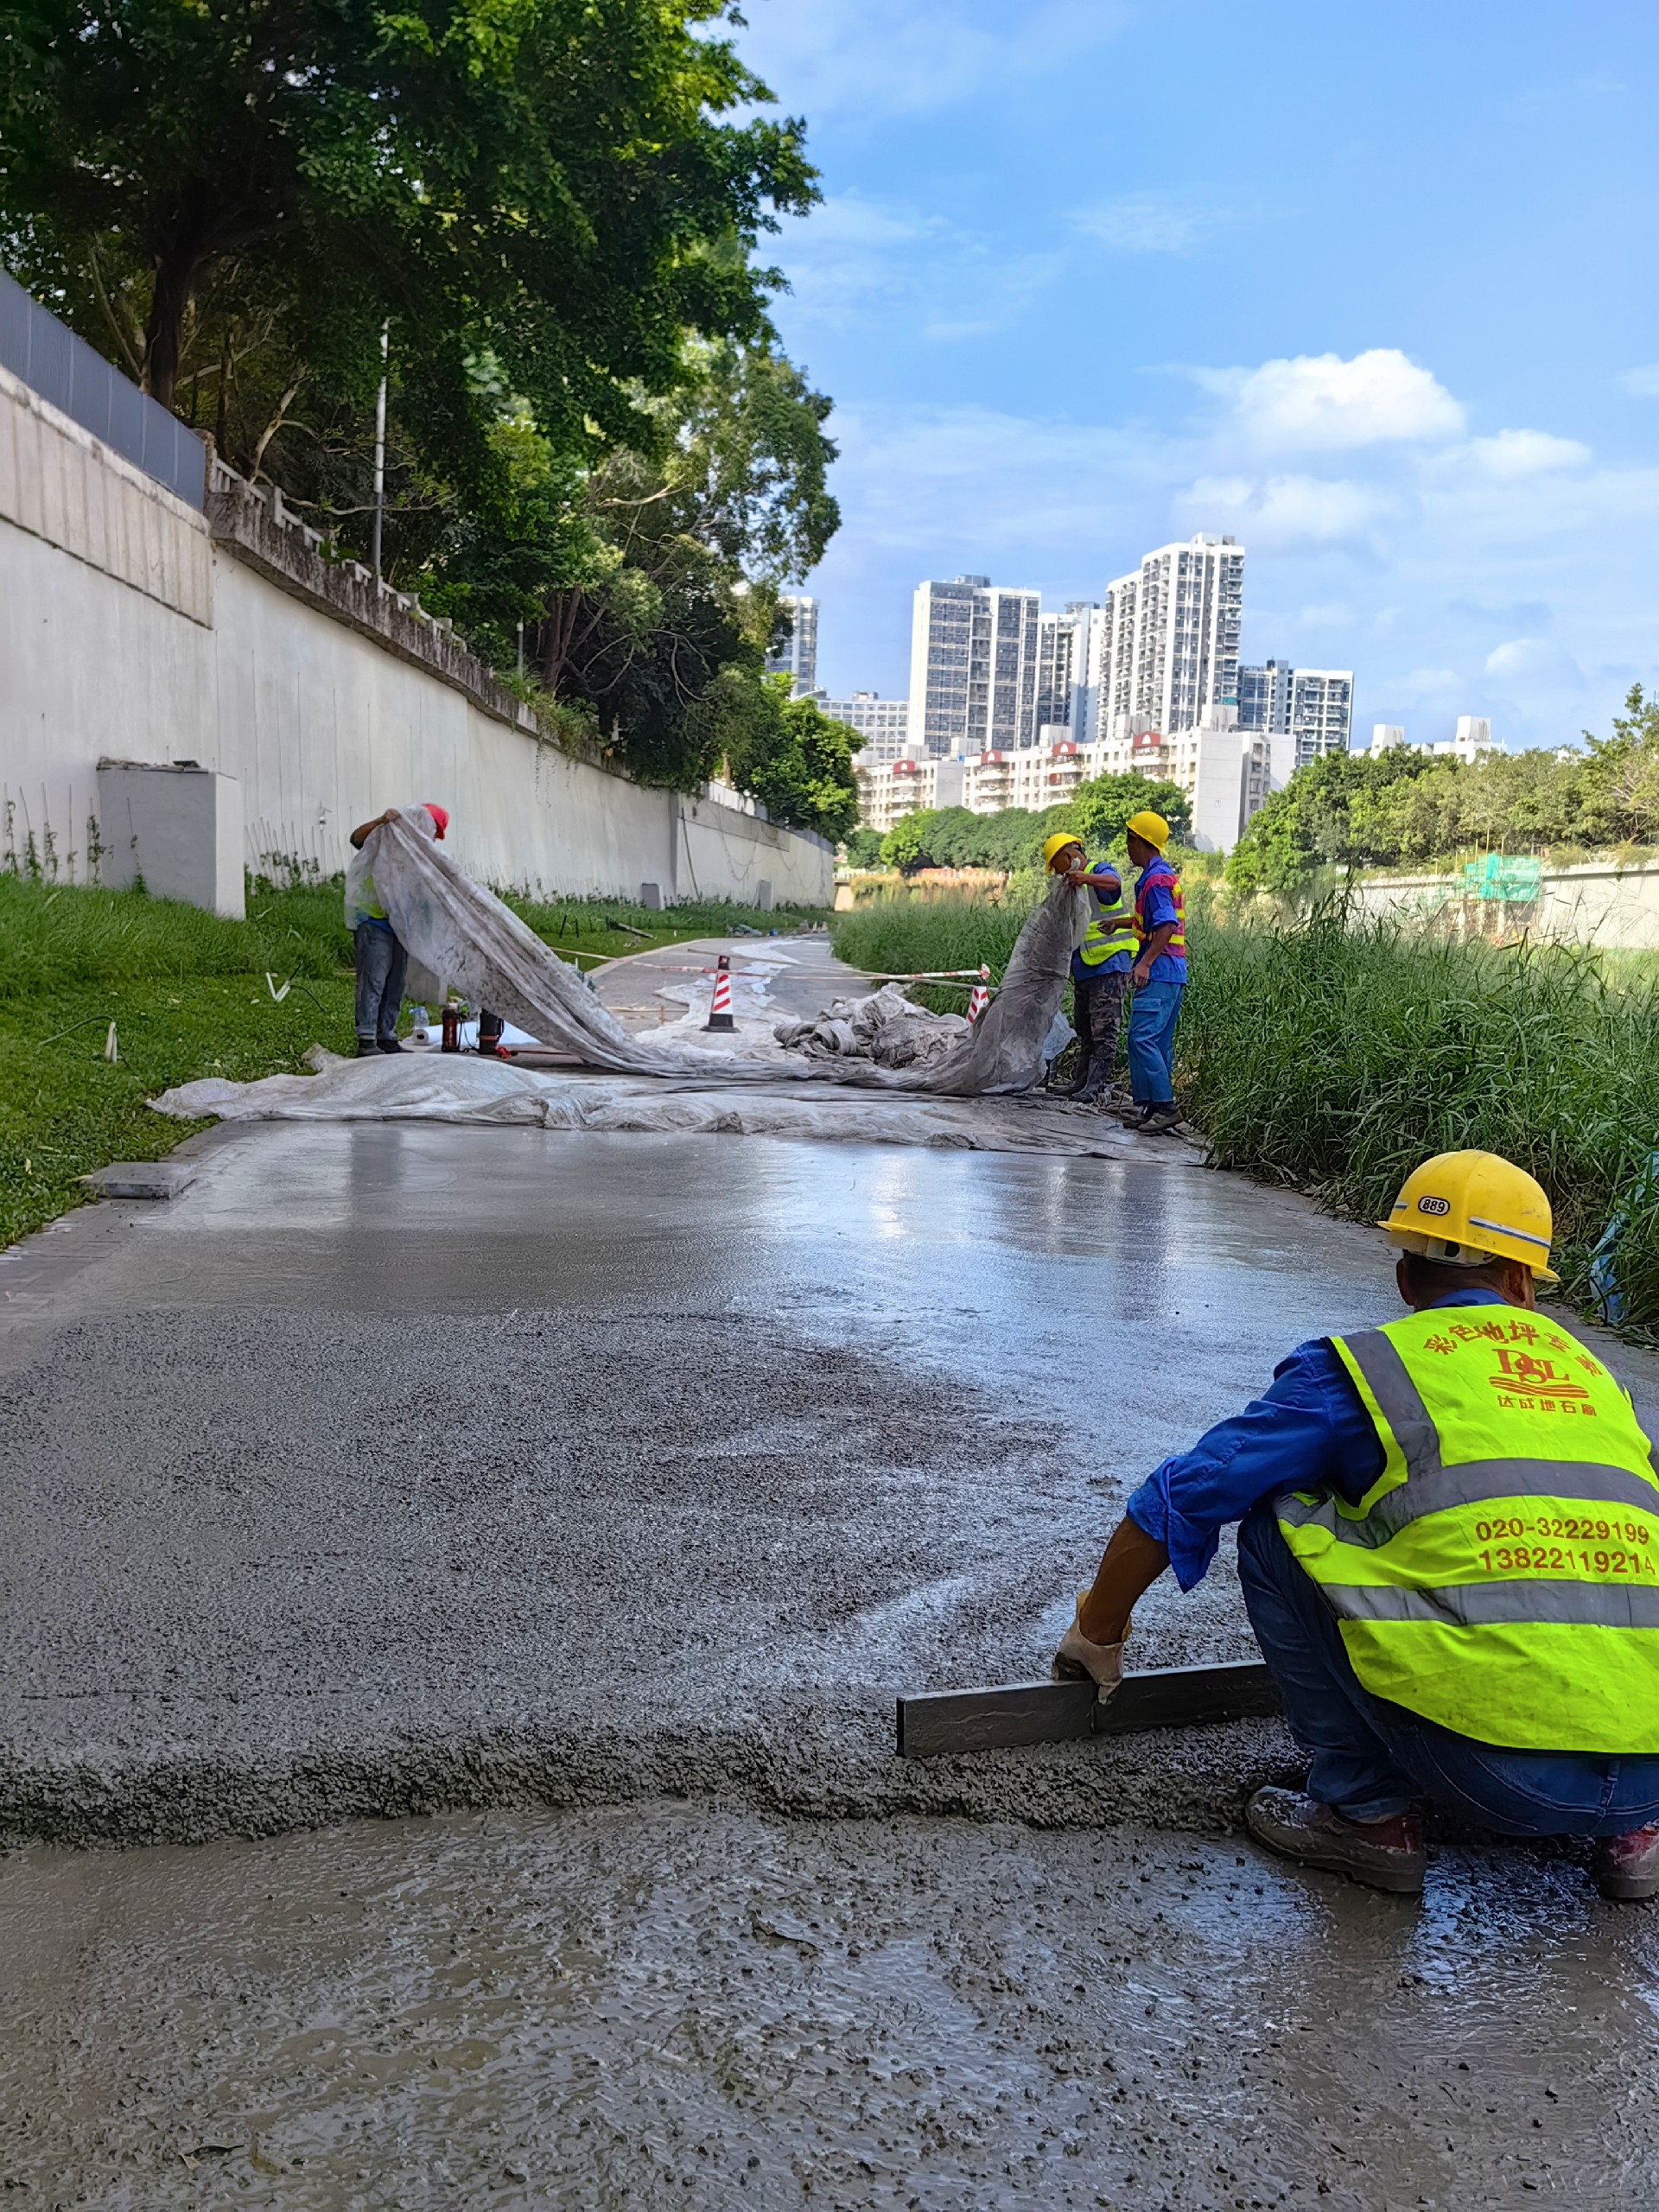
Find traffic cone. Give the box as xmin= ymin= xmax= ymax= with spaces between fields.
xmin=704 ymin=953 xmax=736 ymax=1032
xmin=966 ymin=985 xmax=989 ymax=1026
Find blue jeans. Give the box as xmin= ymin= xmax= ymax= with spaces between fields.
xmin=1126 ymin=979 xmax=1184 ymax=1106
xmin=353 ymin=922 xmax=408 ymax=1044
xmin=1236 ymin=1501 xmax=1659 ymax=1834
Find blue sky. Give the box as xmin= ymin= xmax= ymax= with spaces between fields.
xmin=733 ymin=0 xmax=1659 ymax=752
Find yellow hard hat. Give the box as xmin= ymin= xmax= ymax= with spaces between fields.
xmin=1124 ymin=810 xmax=1170 ymax=852
xmin=1378 ymin=1149 xmax=1558 ymax=1282
xmin=1044 ymin=831 xmax=1084 ymax=870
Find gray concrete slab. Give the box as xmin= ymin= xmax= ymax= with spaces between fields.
xmin=4 ymin=1801 xmax=1657 ymax=2209
xmin=591 ymin=932 xmax=867 ymax=1032
xmin=3 ymin=1121 xmax=1656 ymax=1852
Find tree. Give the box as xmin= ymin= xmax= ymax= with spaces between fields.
xmin=842 ymin=827 xmax=886 ymax=868
xmin=880 ymin=812 xmax=938 ymax=874
xmin=1062 ymin=772 xmax=1192 ymax=855
xmin=0 ymin=0 xmax=816 ymax=472
xmin=718 ymin=678 xmax=862 ymax=842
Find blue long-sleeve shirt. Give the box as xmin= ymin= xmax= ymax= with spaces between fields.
xmin=1126 ymin=1288 xmax=1510 ymax=1588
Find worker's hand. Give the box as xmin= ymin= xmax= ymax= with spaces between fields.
xmin=1131 ymin=960 xmax=1152 ymax=988
xmin=380 ymin=807 xmax=401 ymax=825
xmin=1051 ymin=1609 xmax=1127 ymax=1704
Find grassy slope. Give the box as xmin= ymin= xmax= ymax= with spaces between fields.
xmin=830 ymin=892 xmax=1659 ymax=1330
xmin=1 ymin=876 xmax=823 ymax=1249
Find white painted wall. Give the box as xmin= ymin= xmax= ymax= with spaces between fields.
xmin=1348 ymin=862 xmax=1659 ymax=952
xmin=0 ymin=368 xmax=832 ymax=907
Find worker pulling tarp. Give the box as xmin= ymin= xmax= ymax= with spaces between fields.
xmin=364 ymin=813 xmax=1084 ymax=1097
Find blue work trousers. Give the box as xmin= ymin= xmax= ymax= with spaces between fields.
xmin=1236 ymin=1501 xmax=1659 ymax=1835
xmin=354 ymin=923 xmax=409 ymax=1045
xmin=1126 ymin=979 xmax=1184 ymax=1106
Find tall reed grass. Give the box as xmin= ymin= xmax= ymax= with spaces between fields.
xmin=1184 ymin=906 xmax=1659 ymax=1326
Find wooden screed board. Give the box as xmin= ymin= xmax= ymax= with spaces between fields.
xmin=895 ymin=1660 xmax=1282 ymax=1759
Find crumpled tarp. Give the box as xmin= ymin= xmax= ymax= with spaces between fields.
xmin=150 ymin=1050 xmax=1150 ymax=1159
xmin=365 ymin=816 xmax=1085 ymax=1096
xmin=772 ymin=982 xmax=969 ymax=1071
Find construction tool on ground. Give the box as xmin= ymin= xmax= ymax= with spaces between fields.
xmin=896 ymin=1659 xmax=1281 ymax=1758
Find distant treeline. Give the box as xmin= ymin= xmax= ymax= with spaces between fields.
xmin=846 ymin=771 xmax=1192 ymax=874
xmin=1230 ymin=687 xmax=1659 ymax=893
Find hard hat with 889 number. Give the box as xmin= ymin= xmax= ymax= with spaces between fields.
xmin=1378 ymin=1149 xmax=1558 ymax=1282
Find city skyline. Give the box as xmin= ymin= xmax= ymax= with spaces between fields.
xmin=734 ymin=0 xmax=1659 ymax=758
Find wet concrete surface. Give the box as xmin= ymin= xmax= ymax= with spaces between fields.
xmin=5 ymin=1122 xmax=1659 ymax=1851
xmin=590 ymin=934 xmax=856 ymax=1034
xmin=5 ymin=1800 xmax=1658 ymax=2209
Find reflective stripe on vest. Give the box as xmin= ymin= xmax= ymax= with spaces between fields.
xmin=1134 ymin=868 xmax=1185 ymax=957
xmin=1276 ymin=1307 xmax=1659 ymax=1752
xmin=1078 ymin=882 xmax=1137 ymax=968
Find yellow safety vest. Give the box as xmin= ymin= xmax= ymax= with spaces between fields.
xmin=1077 ymin=877 xmax=1137 ymax=968
xmin=1276 ymin=1306 xmax=1659 ymax=1752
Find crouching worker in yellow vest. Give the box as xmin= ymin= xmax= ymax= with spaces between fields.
xmin=1052 ymin=1150 xmax=1659 ymax=1899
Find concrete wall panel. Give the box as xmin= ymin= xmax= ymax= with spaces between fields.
xmin=0 ymin=369 xmax=832 ymax=907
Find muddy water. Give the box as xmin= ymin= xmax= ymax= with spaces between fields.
xmin=5 ymin=1803 xmax=1657 ymax=2209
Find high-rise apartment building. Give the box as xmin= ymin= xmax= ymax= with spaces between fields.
xmin=817 ymin=690 xmax=911 ymax=766
xmin=1034 ymin=602 xmax=1103 ymax=734
xmin=1241 ymin=660 xmax=1352 ymax=778
xmin=907 ymin=576 xmax=1042 ymax=757
xmin=1099 ymin=536 xmax=1244 ymax=744
xmin=1237 ymin=659 xmax=1293 ymax=741
xmin=765 ymin=594 xmax=818 ymax=696
xmin=1288 ymin=670 xmax=1353 ymax=767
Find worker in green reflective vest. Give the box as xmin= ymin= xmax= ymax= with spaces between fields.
xmin=1052 ymin=1149 xmax=1659 ymax=1899
xmin=1043 ymin=833 xmax=1138 ymax=1105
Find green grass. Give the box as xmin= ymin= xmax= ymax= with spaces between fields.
xmin=0 ymin=875 xmax=825 ymax=1251
xmin=830 ymin=891 xmax=1037 ymax=1011
xmin=832 ymin=889 xmax=1659 ymax=1330
xmin=1181 ymin=906 xmax=1659 ymax=1328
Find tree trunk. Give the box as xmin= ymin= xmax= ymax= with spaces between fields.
xmin=142 ymin=235 xmax=201 ymax=409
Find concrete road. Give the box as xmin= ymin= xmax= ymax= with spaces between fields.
xmin=590 ymin=932 xmax=860 ymax=1034
xmin=7 ymin=1122 xmax=1659 ymax=2204
xmin=4 ymin=1122 xmax=1659 ymax=1853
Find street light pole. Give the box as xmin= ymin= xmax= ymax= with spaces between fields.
xmin=371 ymin=322 xmax=389 ymax=583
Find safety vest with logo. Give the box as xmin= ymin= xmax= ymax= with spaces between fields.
xmin=1276 ymin=1306 xmax=1659 ymax=1752
xmin=1077 ymin=874 xmax=1138 ymax=968
xmin=1134 ymin=867 xmax=1185 ymax=962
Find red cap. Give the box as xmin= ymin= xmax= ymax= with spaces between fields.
xmin=423 ymin=804 xmax=449 ymax=839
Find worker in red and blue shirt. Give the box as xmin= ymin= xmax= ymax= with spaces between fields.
xmin=1119 ymin=807 xmax=1186 ymax=1135
xmin=1043 ymin=834 xmax=1137 ymax=1104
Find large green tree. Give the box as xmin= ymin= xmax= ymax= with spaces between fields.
xmin=0 ymin=0 xmax=814 ymax=475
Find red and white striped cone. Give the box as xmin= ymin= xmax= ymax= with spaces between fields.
xmin=704 ymin=953 xmax=736 ymax=1032
xmin=966 ymin=984 xmax=990 ymax=1025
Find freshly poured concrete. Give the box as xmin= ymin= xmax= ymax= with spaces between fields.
xmin=6 ymin=1802 xmax=1659 ymax=2209
xmin=5 ymin=1121 xmax=1659 ymax=1848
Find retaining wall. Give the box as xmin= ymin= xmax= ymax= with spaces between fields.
xmin=0 ymin=364 xmax=832 ymax=906
xmin=1349 ymin=861 xmax=1659 ymax=953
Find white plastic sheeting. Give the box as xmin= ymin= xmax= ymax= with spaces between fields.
xmin=365 ymin=815 xmax=1085 ymax=1096
xmin=151 ymin=1051 xmax=1147 ymax=1160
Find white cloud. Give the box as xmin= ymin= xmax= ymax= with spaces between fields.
xmin=1072 ymin=194 xmax=1217 ymax=255
xmin=1203 ymin=348 xmax=1465 ymax=452
xmin=1298 ymin=601 xmax=1356 ymax=629
xmin=1484 ymin=638 xmax=1586 ymax=688
xmin=1174 ymin=473 xmax=1393 ymax=549
xmin=1461 ymin=429 xmax=1592 ymax=480
xmin=1618 ymin=365 xmax=1659 ymax=398
xmin=775 ymin=193 xmax=1064 ymax=343
xmin=734 ymin=0 xmax=1134 ymax=118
